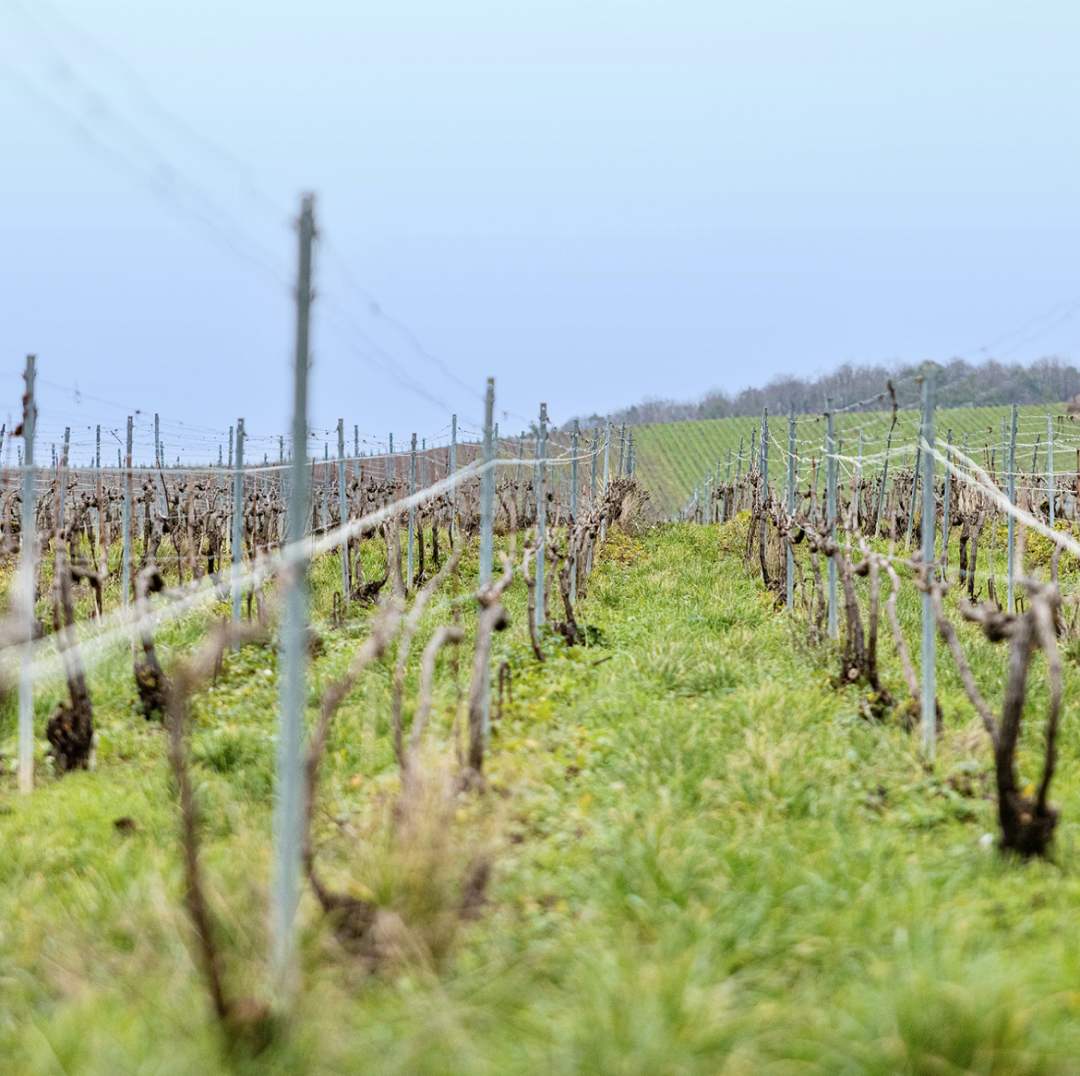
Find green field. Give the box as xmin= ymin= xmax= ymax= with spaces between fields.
xmin=4 ymin=519 xmax=1080 ymax=1072
xmin=634 ymin=403 xmax=1080 ymax=518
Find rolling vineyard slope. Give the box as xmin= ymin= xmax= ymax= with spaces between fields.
xmin=635 ymin=402 xmax=1079 ymax=517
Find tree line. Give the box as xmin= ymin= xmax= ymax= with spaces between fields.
xmin=574 ymin=357 xmax=1080 ymax=427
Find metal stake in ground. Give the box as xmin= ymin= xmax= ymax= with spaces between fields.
xmin=591 ymin=428 xmax=599 ymax=505
xmin=480 ymin=380 xmax=496 ymax=588
xmin=1007 ymin=404 xmax=1018 ymax=614
xmin=450 ymin=415 xmax=457 ymax=544
xmin=408 ymin=433 xmax=417 ymax=590
xmin=735 ymin=437 xmax=743 ymax=511
xmin=723 ymin=448 xmax=732 ymax=523
xmin=599 ymin=418 xmax=612 ymax=544
xmin=18 ymin=355 xmax=36 ymax=795
xmin=760 ymin=407 xmax=769 ymax=582
xmin=536 ymin=403 xmax=548 ymax=625
xmin=93 ymin=423 xmax=102 ymax=550
xmin=338 ymin=418 xmax=349 ymax=602
xmin=786 ymin=404 xmax=795 ymax=612
xmin=920 ymin=367 xmax=937 ymax=758
xmin=826 ymin=400 xmax=838 ymax=639
xmin=1048 ymin=413 xmax=1055 ymax=528
xmin=122 ymin=416 xmax=133 ymax=613
xmin=231 ymin=417 xmax=245 ymax=645
xmin=58 ymin=426 xmax=70 ymax=530
xmin=154 ymin=412 xmax=162 ymax=516
xmin=570 ymin=419 xmax=580 ymax=603
xmin=273 ymin=192 xmax=315 ymax=999
xmin=942 ymin=429 xmax=952 ymax=575
xmin=586 ymin=428 xmax=600 ymax=577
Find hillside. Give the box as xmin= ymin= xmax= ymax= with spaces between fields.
xmin=634 ymin=402 xmax=1080 ymax=517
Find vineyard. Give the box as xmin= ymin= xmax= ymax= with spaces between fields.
xmin=7 ymin=207 xmax=1080 ymax=1072
xmin=634 ymin=401 xmax=1080 ymax=518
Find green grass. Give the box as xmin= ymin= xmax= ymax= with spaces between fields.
xmin=3 ymin=523 xmax=1080 ymax=1073
xmin=635 ymin=403 xmax=1080 ymax=517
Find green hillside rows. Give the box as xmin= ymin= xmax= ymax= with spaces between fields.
xmin=634 ymin=402 xmax=1080 ymax=517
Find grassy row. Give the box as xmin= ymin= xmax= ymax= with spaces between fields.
xmin=2 ymin=521 xmax=1080 ymax=1071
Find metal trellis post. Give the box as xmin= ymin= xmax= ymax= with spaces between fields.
xmin=570 ymin=419 xmax=579 ymax=603
xmin=826 ymin=401 xmax=838 ymax=639
xmin=1007 ymin=404 xmax=1017 ymax=614
xmin=122 ymin=416 xmax=133 ymax=613
xmin=920 ymin=369 xmax=937 ymax=758
xmin=450 ymin=415 xmax=457 ymax=543
xmin=58 ymin=426 xmax=70 ymax=530
xmin=536 ymin=403 xmax=548 ymax=625
xmin=273 ymin=193 xmax=314 ymax=998
xmin=599 ymin=418 xmax=611 ymax=544
xmin=480 ymin=382 xmax=495 ymax=588
xmin=942 ymin=429 xmax=952 ymax=575
xmin=338 ymin=418 xmax=349 ymax=603
xmin=408 ymin=434 xmax=417 ymax=590
xmin=1048 ymin=413 xmax=1055 ymax=528
xmin=18 ymin=356 xmax=36 ymax=795
xmin=231 ymin=418 xmax=245 ymax=645
xmin=786 ymin=404 xmax=795 ymax=612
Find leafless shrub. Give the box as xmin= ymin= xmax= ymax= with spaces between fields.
xmin=132 ymin=565 xmax=169 ymax=720
xmin=464 ymin=553 xmax=514 ymax=783
xmin=45 ymin=549 xmax=95 ymax=773
xmin=163 ymin=620 xmax=276 ymax=1054
xmin=928 ymin=578 xmax=1063 ymax=857
xmin=391 ymin=541 xmax=463 ymax=766
xmin=521 ymin=539 xmax=545 ymax=663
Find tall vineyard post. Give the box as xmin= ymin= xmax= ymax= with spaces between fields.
xmin=449 ymin=414 xmax=457 ymax=543
xmin=826 ymin=400 xmax=838 ymax=639
xmin=536 ymin=403 xmax=548 ymax=627
xmin=1007 ymin=404 xmax=1018 ymax=614
xmin=786 ymin=404 xmax=795 ymax=611
xmin=231 ymin=417 xmax=245 ymax=646
xmin=761 ymin=407 xmax=769 ymax=585
xmin=337 ymin=419 xmax=349 ymax=603
xmin=570 ymin=419 xmax=579 ymax=604
xmin=122 ymin=416 xmax=133 ymax=612
xmin=18 ymin=355 xmax=36 ymax=794
xmin=942 ymin=428 xmax=952 ymax=574
xmin=1048 ymin=414 xmax=1055 ymax=527
xmin=480 ymin=379 xmax=496 ymax=738
xmin=920 ymin=367 xmax=937 ymax=757
xmin=272 ymin=192 xmax=314 ymax=1000
xmin=58 ymin=426 xmax=70 ymax=530
xmin=599 ymin=418 xmax=611 ymax=544
xmin=480 ymin=380 xmax=495 ymax=589
xmin=408 ymin=433 xmax=417 ymax=590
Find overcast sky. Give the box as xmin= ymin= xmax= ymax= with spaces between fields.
xmin=2 ymin=0 xmax=1079 ymax=463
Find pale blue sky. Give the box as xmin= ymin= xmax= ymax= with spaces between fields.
xmin=2 ymin=1 xmax=1079 ymax=461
